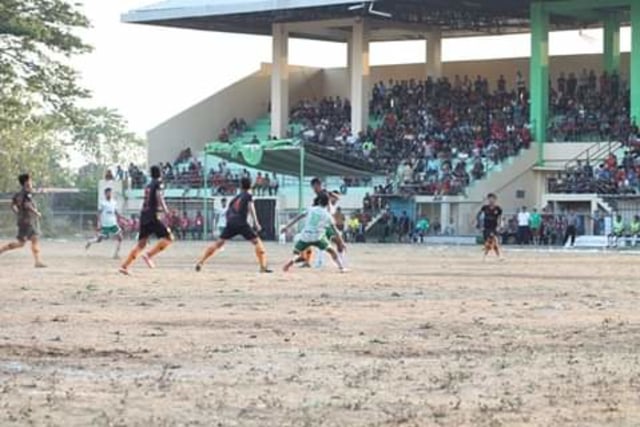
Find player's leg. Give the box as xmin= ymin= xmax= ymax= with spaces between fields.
xmin=143 ymin=224 xmax=174 ymax=268
xmin=29 ymin=235 xmax=46 ymax=268
xmin=325 ymin=244 xmax=346 ymax=272
xmin=0 ymin=239 xmax=26 ymax=255
xmin=113 ymin=229 xmax=123 ymax=259
xmin=0 ymin=224 xmax=31 ymax=256
xmin=284 ymin=240 xmax=309 ymax=272
xmin=195 ymin=239 xmax=226 ymax=271
xmin=241 ymin=224 xmax=271 ymax=273
xmin=120 ymin=222 xmax=152 ymax=274
xmin=85 ymin=232 xmax=104 ymax=250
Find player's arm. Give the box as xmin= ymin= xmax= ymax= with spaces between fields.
xmin=248 ymin=201 xmax=261 ymax=232
xmin=23 ymin=198 xmax=41 ymax=218
xmin=281 ymin=212 xmax=307 ymax=232
xmin=10 ymin=198 xmax=18 ymax=214
xmin=157 ymin=189 xmax=170 ymax=214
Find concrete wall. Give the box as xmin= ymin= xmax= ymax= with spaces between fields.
xmin=321 ymin=53 xmax=630 ymax=97
xmin=147 ymin=64 xmax=324 ymax=166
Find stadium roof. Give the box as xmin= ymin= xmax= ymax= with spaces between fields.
xmin=122 ymin=0 xmax=629 ymax=41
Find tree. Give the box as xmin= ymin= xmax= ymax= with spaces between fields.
xmin=71 ymin=107 xmax=146 ymax=167
xmin=0 ymin=0 xmax=91 ymax=117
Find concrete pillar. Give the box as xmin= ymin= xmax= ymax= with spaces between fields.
xmin=530 ymin=2 xmax=549 ymax=166
xmin=426 ymin=30 xmax=443 ymax=79
xmin=347 ymin=38 xmax=353 ymax=96
xmin=271 ymin=23 xmax=289 ymax=139
xmin=440 ymin=202 xmax=450 ymax=233
xmin=350 ymin=19 xmax=370 ymax=135
xmin=603 ymin=13 xmax=621 ymax=74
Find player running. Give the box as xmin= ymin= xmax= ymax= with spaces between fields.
xmin=0 ymin=173 xmax=46 ymax=268
xmin=479 ymin=193 xmax=504 ymax=261
xmin=85 ymin=187 xmax=123 ymax=259
xmin=119 ymin=166 xmax=174 ymax=275
xmin=195 ymin=177 xmax=272 ymax=273
xmin=281 ymin=192 xmax=347 ymax=273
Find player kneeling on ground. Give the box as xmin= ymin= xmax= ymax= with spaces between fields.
xmin=86 ymin=187 xmax=123 ymax=259
xmin=0 ymin=173 xmax=46 ymax=268
xmin=281 ymin=192 xmax=347 ymax=273
xmin=195 ymin=177 xmax=272 ymax=273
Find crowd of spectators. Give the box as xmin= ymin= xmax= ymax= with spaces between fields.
xmin=549 ymin=148 xmax=640 ymax=195
xmin=218 ymin=118 xmax=248 ymax=143
xmin=549 ymin=70 xmax=632 ymax=142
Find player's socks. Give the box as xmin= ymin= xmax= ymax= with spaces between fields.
xmin=121 ymin=247 xmax=142 ymax=270
xmin=146 ymin=238 xmax=171 ymax=258
xmin=314 ymin=249 xmax=325 ymax=268
xmin=254 ymin=239 xmax=269 ymax=271
xmin=197 ymin=245 xmax=219 ymax=267
xmin=142 ymin=253 xmax=155 ymax=269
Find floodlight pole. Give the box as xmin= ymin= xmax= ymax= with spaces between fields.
xmin=530 ymin=2 xmax=549 ymax=166
xmin=203 ymin=152 xmax=209 ymax=239
xmin=632 ymin=1 xmax=640 ymax=127
xmin=299 ymin=142 xmax=305 ymax=214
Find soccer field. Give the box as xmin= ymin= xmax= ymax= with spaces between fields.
xmin=1 ymin=241 xmax=639 ymax=426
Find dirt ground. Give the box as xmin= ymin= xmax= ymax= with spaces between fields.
xmin=1 ymin=240 xmax=639 ymax=427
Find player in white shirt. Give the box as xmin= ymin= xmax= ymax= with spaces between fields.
xmin=85 ymin=188 xmax=123 ymax=258
xmin=281 ymin=192 xmax=347 ymax=273
xmin=216 ymin=198 xmax=228 ymax=238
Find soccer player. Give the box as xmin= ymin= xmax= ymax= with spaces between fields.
xmin=195 ymin=177 xmax=272 ymax=273
xmin=216 ymin=198 xmax=227 ymax=238
xmin=479 ymin=193 xmax=504 ymax=261
xmin=85 ymin=187 xmax=123 ymax=258
xmin=282 ymin=192 xmax=347 ymax=273
xmin=119 ymin=166 xmax=174 ymax=275
xmin=0 ymin=173 xmax=46 ymax=268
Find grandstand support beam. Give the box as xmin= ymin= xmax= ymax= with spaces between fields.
xmin=632 ymin=2 xmax=640 ymax=126
xmin=604 ymin=13 xmax=621 ymax=74
xmin=350 ymin=19 xmax=370 ymax=135
xmin=426 ymin=30 xmax=443 ymax=79
xmin=530 ymin=2 xmax=549 ymax=166
xmin=271 ymin=23 xmax=289 ymax=139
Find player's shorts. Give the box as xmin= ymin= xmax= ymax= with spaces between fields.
xmin=220 ymin=222 xmax=257 ymax=241
xmin=100 ymin=225 xmax=121 ymax=237
xmin=294 ymin=237 xmax=330 ymax=254
xmin=483 ymin=228 xmax=498 ymax=242
xmin=17 ymin=223 xmax=38 ymax=242
xmin=139 ymin=219 xmax=172 ymax=241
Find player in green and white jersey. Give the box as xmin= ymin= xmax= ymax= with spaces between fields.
xmin=281 ymin=192 xmax=347 ymax=273
xmin=85 ymin=188 xmax=123 ymax=258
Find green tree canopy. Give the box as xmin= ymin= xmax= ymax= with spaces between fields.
xmin=0 ymin=0 xmax=91 ymax=116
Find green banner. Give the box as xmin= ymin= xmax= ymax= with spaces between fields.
xmin=205 ymin=139 xmax=297 ymax=166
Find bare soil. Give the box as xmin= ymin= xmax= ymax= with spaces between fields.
xmin=1 ymin=241 xmax=639 ymax=426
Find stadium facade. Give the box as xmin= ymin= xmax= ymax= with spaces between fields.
xmin=118 ymin=0 xmax=640 ymax=240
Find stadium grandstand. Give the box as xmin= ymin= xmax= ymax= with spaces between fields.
xmin=115 ymin=0 xmax=640 ymax=246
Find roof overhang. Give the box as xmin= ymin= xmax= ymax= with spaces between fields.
xmin=123 ymin=0 xmax=631 ymax=42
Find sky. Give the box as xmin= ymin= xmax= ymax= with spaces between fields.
xmin=74 ymin=1 xmax=633 ymax=136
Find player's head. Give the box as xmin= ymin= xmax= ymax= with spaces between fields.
xmin=18 ymin=173 xmax=32 ymax=191
xmin=315 ymin=192 xmax=329 ymax=207
xmin=221 ymin=198 xmax=227 ymax=207
xmin=311 ymin=177 xmax=322 ymax=193
xmin=150 ymin=165 xmax=162 ymax=180
xmin=240 ymin=177 xmax=252 ymax=191
xmin=104 ymin=187 xmax=112 ymax=200
xmin=487 ymin=193 xmax=497 ymax=205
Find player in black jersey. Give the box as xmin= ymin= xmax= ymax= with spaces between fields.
xmin=478 ymin=193 xmax=504 ymax=260
xmin=0 ymin=173 xmax=46 ymax=268
xmin=120 ymin=165 xmax=174 ymax=275
xmin=195 ymin=177 xmax=272 ymax=273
